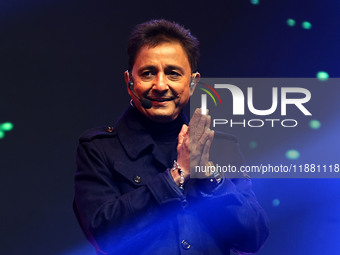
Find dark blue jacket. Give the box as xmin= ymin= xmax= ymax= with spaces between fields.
xmin=73 ymin=105 xmax=269 ymax=255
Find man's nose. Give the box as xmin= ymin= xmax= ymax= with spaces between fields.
xmin=152 ymin=73 xmax=168 ymax=92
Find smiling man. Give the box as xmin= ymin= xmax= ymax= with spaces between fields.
xmin=73 ymin=19 xmax=269 ymax=255
xmin=124 ymin=40 xmax=195 ymax=122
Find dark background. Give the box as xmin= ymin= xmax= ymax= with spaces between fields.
xmin=1 ymin=0 xmax=340 ymax=254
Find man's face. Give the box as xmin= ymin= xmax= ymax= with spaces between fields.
xmin=125 ymin=41 xmax=197 ymax=123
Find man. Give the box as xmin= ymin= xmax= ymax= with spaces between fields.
xmin=74 ymin=19 xmax=269 ymax=255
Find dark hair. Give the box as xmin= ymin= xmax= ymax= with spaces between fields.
xmin=127 ymin=19 xmax=200 ymax=72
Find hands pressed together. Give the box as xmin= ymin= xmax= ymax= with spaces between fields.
xmin=171 ymin=108 xmax=215 ymax=186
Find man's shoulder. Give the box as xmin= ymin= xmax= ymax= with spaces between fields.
xmin=79 ymin=126 xmax=117 ymax=143
xmin=213 ymin=130 xmax=239 ymax=143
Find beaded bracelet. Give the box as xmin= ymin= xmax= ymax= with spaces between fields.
xmin=171 ymin=160 xmax=185 ymax=192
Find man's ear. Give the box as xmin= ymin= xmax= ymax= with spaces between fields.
xmin=124 ymin=70 xmax=130 ymax=89
xmin=190 ymin=72 xmax=200 ymax=96
xmin=124 ymin=70 xmax=133 ymax=97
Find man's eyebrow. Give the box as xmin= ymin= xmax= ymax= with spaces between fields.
xmin=137 ymin=65 xmax=186 ymax=74
xmin=165 ymin=65 xmax=185 ymax=74
xmin=137 ymin=65 xmax=157 ymax=72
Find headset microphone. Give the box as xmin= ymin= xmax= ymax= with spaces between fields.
xmin=128 ymin=79 xmax=153 ymax=109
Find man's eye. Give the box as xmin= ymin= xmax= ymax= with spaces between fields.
xmin=167 ymin=71 xmax=181 ymax=79
xmin=141 ymin=71 xmax=154 ymax=78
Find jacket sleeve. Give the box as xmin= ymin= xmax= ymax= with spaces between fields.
xmin=191 ymin=135 xmax=270 ymax=254
xmin=203 ymin=178 xmax=270 ymax=254
xmin=73 ymin=139 xmax=185 ymax=253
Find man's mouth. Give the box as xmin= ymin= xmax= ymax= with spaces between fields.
xmin=146 ymin=97 xmax=176 ymax=102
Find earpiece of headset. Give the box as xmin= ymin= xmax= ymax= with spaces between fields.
xmin=190 ymin=72 xmax=199 ymax=90
xmin=126 ymin=71 xmax=134 ymax=90
xmin=125 ymin=70 xmax=153 ymax=109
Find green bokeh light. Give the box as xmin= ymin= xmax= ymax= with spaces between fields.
xmin=0 ymin=122 xmax=14 ymax=131
xmin=250 ymin=0 xmax=259 ymax=5
xmin=286 ymin=149 xmax=300 ymax=160
xmin=286 ymin=19 xmax=296 ymax=26
xmin=272 ymin=199 xmax=280 ymax=207
xmin=302 ymin=21 xmax=312 ymax=29
xmin=249 ymin=141 xmax=258 ymax=149
xmin=0 ymin=131 xmax=4 ymax=139
xmin=309 ymin=120 xmax=321 ymax=130
xmin=317 ymin=71 xmax=329 ymax=81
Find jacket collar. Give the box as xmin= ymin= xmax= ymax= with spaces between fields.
xmin=115 ymin=105 xmax=188 ymax=162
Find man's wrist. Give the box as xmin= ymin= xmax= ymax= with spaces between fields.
xmin=171 ymin=160 xmax=186 ymax=192
xmin=206 ymin=161 xmax=222 ymax=185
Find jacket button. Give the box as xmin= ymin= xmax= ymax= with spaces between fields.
xmin=181 ymin=239 xmax=191 ymax=250
xmin=133 ymin=175 xmax=142 ymax=183
xmin=106 ymin=126 xmax=113 ymax=133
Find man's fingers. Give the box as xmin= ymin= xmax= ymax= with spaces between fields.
xmin=190 ymin=109 xmax=211 ymax=140
xmin=177 ymin=124 xmax=188 ymax=147
xmin=190 ymin=108 xmax=209 ymax=128
xmin=205 ymin=114 xmax=211 ymax=130
xmin=199 ymin=130 xmax=215 ymax=166
xmin=196 ymin=114 xmax=207 ymax=137
xmin=198 ymin=114 xmax=211 ymax=138
xmin=198 ymin=126 xmax=213 ymax=147
xmin=189 ymin=108 xmax=202 ymax=128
